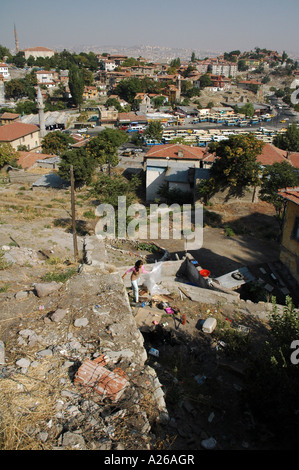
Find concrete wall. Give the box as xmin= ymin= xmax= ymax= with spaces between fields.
xmin=8 ymin=170 xmax=40 ymax=185
xmin=146 ymin=167 xmax=166 ymax=201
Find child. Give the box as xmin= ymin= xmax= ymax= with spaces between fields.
xmin=122 ymin=260 xmax=148 ymax=304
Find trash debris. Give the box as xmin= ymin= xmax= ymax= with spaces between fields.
xmin=202 ymin=317 xmax=217 ymax=333
xmin=148 ymin=348 xmax=159 ymax=357
xmin=201 ymin=437 xmax=217 ymax=450
xmin=199 ymin=269 xmax=211 ymax=278
xmin=236 ymin=325 xmax=250 ymax=334
xmin=194 ymin=374 xmax=206 ymax=385
xmin=165 ymin=307 xmax=175 ymax=315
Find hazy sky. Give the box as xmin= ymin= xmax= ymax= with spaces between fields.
xmin=1 ymin=0 xmax=299 ymax=56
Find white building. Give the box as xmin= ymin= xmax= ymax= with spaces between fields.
xmin=210 ymin=62 xmax=238 ymax=78
xmin=0 ymin=63 xmax=10 ymax=80
xmin=23 ymin=47 xmax=55 ymax=60
xmin=35 ymin=70 xmax=58 ymax=88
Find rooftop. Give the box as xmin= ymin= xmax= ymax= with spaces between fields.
xmin=0 ymin=122 xmax=39 ymax=142
xmin=278 ymin=187 xmax=299 ymax=206
xmin=145 ymin=144 xmax=210 ymax=161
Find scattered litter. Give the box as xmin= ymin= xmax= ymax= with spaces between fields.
xmin=194 ymin=374 xmax=206 ymax=385
xmin=216 ymin=340 xmax=226 ymax=350
xmin=202 ymin=317 xmax=217 ymax=334
xmin=165 ymin=307 xmax=175 ymax=315
xmin=236 ymin=325 xmax=250 ymax=334
xmin=200 ymin=269 xmax=210 ymax=278
xmin=148 ymin=348 xmax=159 ymax=358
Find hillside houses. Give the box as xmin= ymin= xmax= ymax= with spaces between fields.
xmin=144 ymin=143 xmax=213 ymax=201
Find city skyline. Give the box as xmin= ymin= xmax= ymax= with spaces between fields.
xmin=1 ymin=0 xmax=299 ymax=58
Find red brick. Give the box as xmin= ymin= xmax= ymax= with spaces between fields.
xmin=74 ymin=359 xmax=129 ymax=402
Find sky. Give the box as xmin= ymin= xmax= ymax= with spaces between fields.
xmin=1 ymin=0 xmax=299 ymax=57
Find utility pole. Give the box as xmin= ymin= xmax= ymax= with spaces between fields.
xmin=70 ymin=165 xmax=79 ymax=261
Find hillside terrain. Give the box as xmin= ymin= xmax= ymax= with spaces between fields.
xmin=0 ymin=181 xmax=297 ymax=451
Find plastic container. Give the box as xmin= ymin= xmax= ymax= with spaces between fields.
xmin=202 ymin=317 xmax=217 ymax=333
xmin=200 ymin=269 xmax=210 ymax=278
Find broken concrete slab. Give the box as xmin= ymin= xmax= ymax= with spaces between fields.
xmin=214 ymin=266 xmax=255 ymax=290
xmin=161 ymin=279 xmax=240 ymax=304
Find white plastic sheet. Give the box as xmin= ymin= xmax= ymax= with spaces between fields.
xmin=143 ymin=261 xmax=169 ymax=295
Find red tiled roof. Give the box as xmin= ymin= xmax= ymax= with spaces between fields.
xmin=145 ymin=143 xmax=209 ymax=160
xmin=117 ymin=112 xmax=147 ymax=122
xmin=278 ymin=187 xmax=299 ymax=206
xmin=0 ymin=112 xmax=20 ymax=120
xmin=288 ymin=153 xmax=299 ymax=169
xmin=17 ymin=151 xmax=53 ymax=169
xmin=23 ymin=47 xmax=54 ymax=52
xmin=257 ymin=143 xmax=289 ymax=165
xmin=0 ymin=122 xmax=39 ymax=142
xmin=257 ymin=144 xmax=299 ymax=168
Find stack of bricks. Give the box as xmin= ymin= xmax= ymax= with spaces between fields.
xmin=74 ymin=355 xmax=129 ymax=402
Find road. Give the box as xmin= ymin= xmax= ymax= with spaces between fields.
xmin=68 ymin=98 xmax=298 ymax=139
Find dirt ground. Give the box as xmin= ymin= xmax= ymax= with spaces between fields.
xmin=0 ymin=182 xmax=293 ymax=450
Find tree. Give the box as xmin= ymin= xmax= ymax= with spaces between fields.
xmin=85 ymin=128 xmax=128 ymax=172
xmin=4 ymin=79 xmax=27 ymax=100
xmin=58 ymin=148 xmax=96 ymax=188
xmin=68 ymin=65 xmax=85 ymax=109
xmin=169 ymin=58 xmax=181 ymax=69
xmin=89 ymin=172 xmax=140 ymax=208
xmin=0 ymin=143 xmax=18 ymax=168
xmin=114 ymin=78 xmax=142 ymax=104
xmin=41 ymin=131 xmax=75 ymax=155
xmin=238 ymin=59 xmax=249 ymax=71
xmin=143 ymin=121 xmax=163 ymax=142
xmin=259 ymin=161 xmax=299 ymax=232
xmin=12 ymin=51 xmax=26 ymax=68
xmin=234 ymin=103 xmax=255 ymax=117
xmin=273 ymin=122 xmax=299 ymax=152
xmin=197 ymin=134 xmax=263 ymax=200
xmin=0 ymin=44 xmax=11 ymax=61
xmin=199 ymin=74 xmax=212 ymax=88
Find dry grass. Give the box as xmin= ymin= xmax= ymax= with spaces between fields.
xmin=0 ymin=357 xmax=67 ymax=450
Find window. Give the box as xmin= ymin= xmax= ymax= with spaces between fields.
xmin=291 ymin=216 xmax=299 ymax=242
